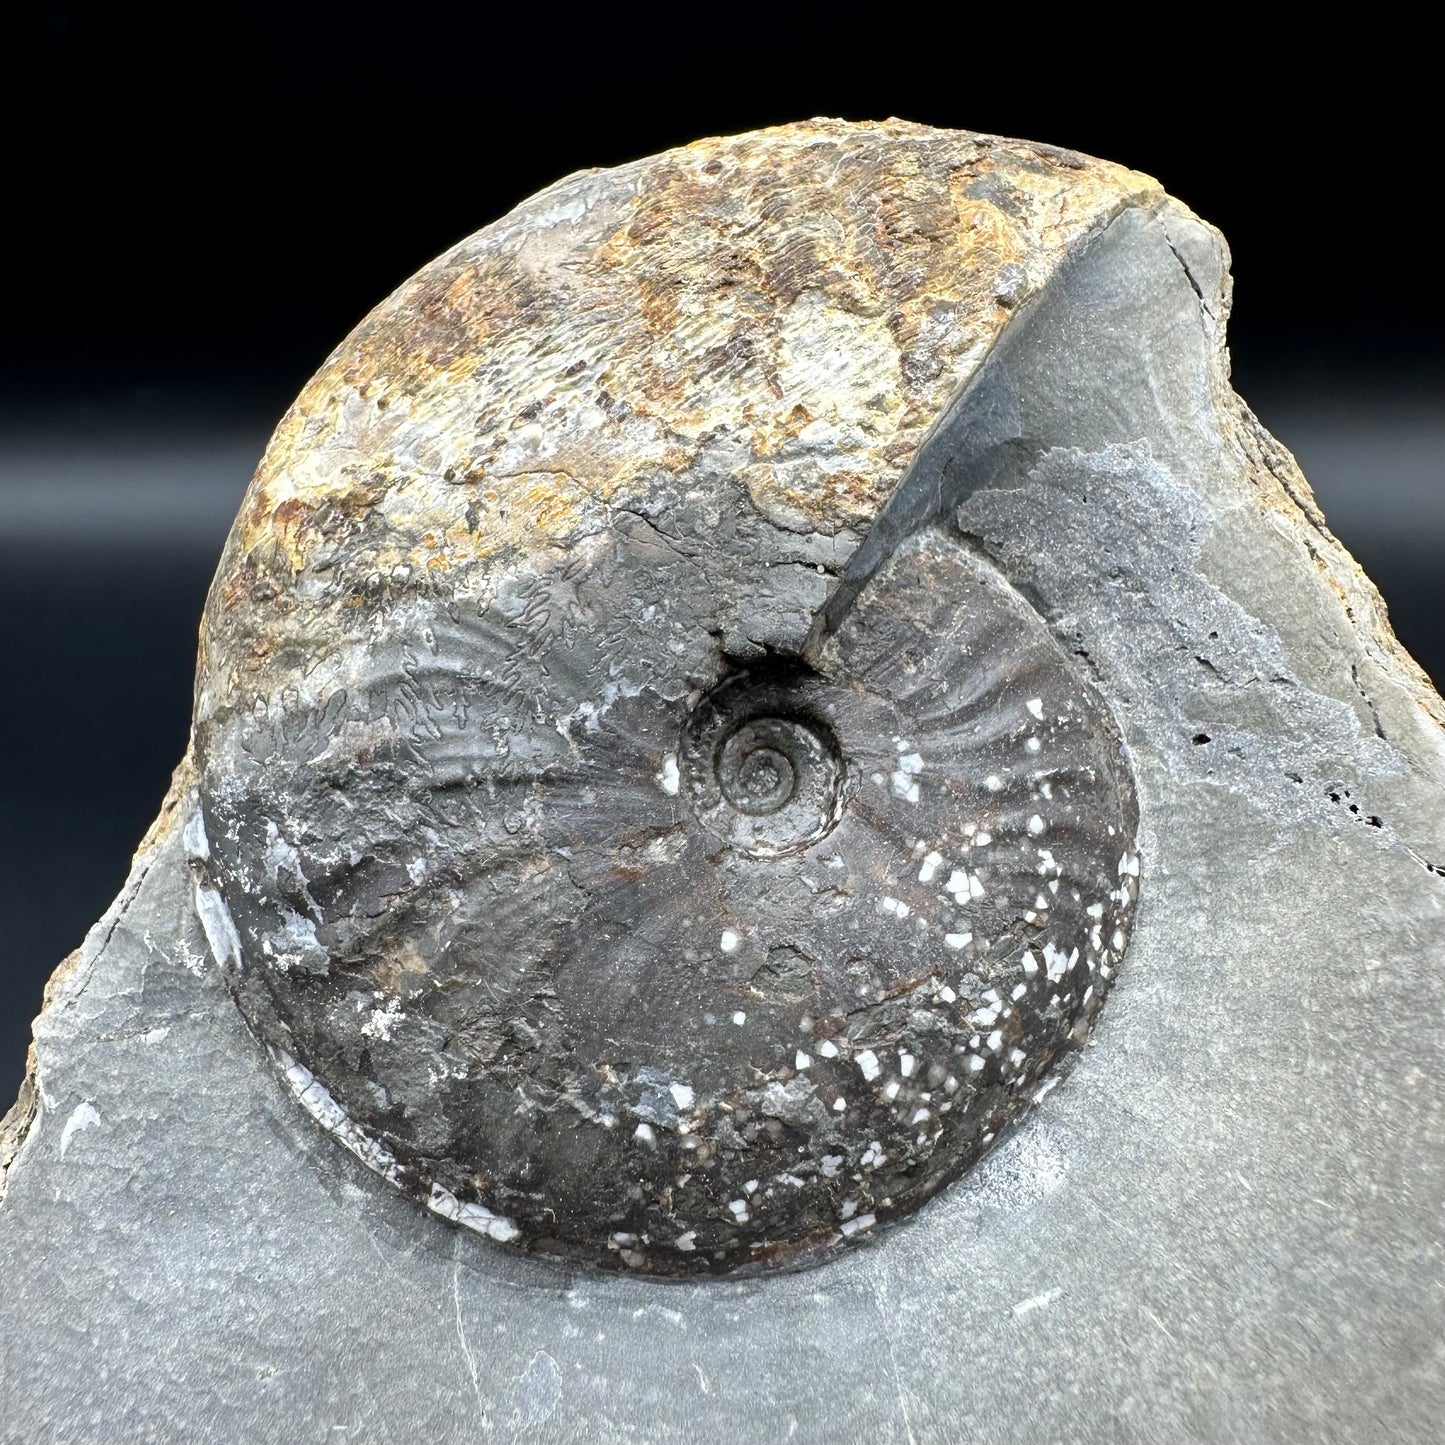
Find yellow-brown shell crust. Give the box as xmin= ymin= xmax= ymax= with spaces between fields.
xmin=200 ymin=119 xmax=1163 ymax=711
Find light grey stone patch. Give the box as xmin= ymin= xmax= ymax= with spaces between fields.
xmin=960 ymin=439 xmax=1407 ymax=839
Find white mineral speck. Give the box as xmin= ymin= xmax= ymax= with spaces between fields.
xmin=898 ymin=1052 xmax=916 ymax=1078
xmin=59 ymin=1101 xmax=101 ymax=1158
xmin=669 ymin=1082 xmax=695 ymax=1110
xmin=634 ymin=1123 xmax=656 ymax=1146
xmin=795 ymin=1050 xmax=813 ymax=1070
xmin=918 ymin=850 xmax=944 ymax=883
xmin=360 ymin=997 xmax=405 ymax=1042
xmin=945 ymin=932 xmax=972 ymax=950
xmin=657 ymin=755 xmax=681 ymax=795
xmin=890 ymin=771 xmax=921 ymax=804
xmin=732 ymin=1011 xmax=747 ymax=1026
xmin=985 ymin=774 xmax=1003 ymax=792
xmin=720 ymin=929 xmax=740 ymax=953
xmin=1013 ymin=1287 xmax=1063 ymax=1317
xmin=1027 ymin=698 xmax=1044 ymax=720
xmin=182 ymin=809 xmax=210 ymax=861
xmin=194 ymin=882 xmax=243 ymax=971
xmin=1028 ymin=814 xmax=1045 ymax=835
xmin=856 ymin=1049 xmax=881 ymax=1081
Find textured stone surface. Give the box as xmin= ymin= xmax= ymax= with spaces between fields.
xmin=4 ymin=120 xmax=1445 ymax=1440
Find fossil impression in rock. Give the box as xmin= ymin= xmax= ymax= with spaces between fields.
xmin=190 ymin=121 xmax=1159 ymax=1275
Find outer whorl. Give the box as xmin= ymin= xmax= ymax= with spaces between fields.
xmin=193 ymin=120 xmax=1148 ymax=1275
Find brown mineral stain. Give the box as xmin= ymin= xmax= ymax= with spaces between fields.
xmin=363 ymin=943 xmax=435 ymax=997
xmin=205 ymin=119 xmax=1166 ymax=701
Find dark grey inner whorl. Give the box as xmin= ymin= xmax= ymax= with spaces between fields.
xmin=197 ymin=519 xmax=1139 ymax=1276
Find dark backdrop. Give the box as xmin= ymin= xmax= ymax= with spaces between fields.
xmin=2 ymin=5 xmax=1439 ymax=1099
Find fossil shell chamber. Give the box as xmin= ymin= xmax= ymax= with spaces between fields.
xmin=193 ymin=120 xmax=1142 ymax=1276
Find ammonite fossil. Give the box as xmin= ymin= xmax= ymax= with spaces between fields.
xmin=192 ymin=120 xmax=1142 ymax=1275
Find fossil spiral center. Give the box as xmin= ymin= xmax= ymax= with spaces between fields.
xmin=718 ymin=728 xmax=800 ymax=815
xmin=684 ymin=671 xmax=844 ymax=857
xmin=731 ymin=745 xmax=791 ymax=809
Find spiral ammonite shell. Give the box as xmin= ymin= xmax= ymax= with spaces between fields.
xmin=193 ymin=119 xmax=1144 ymax=1275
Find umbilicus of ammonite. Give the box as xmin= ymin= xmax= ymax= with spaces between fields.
xmin=190 ymin=119 xmax=1143 ymax=1276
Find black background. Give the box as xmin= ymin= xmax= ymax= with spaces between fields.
xmin=2 ymin=5 xmax=1439 ymax=1098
